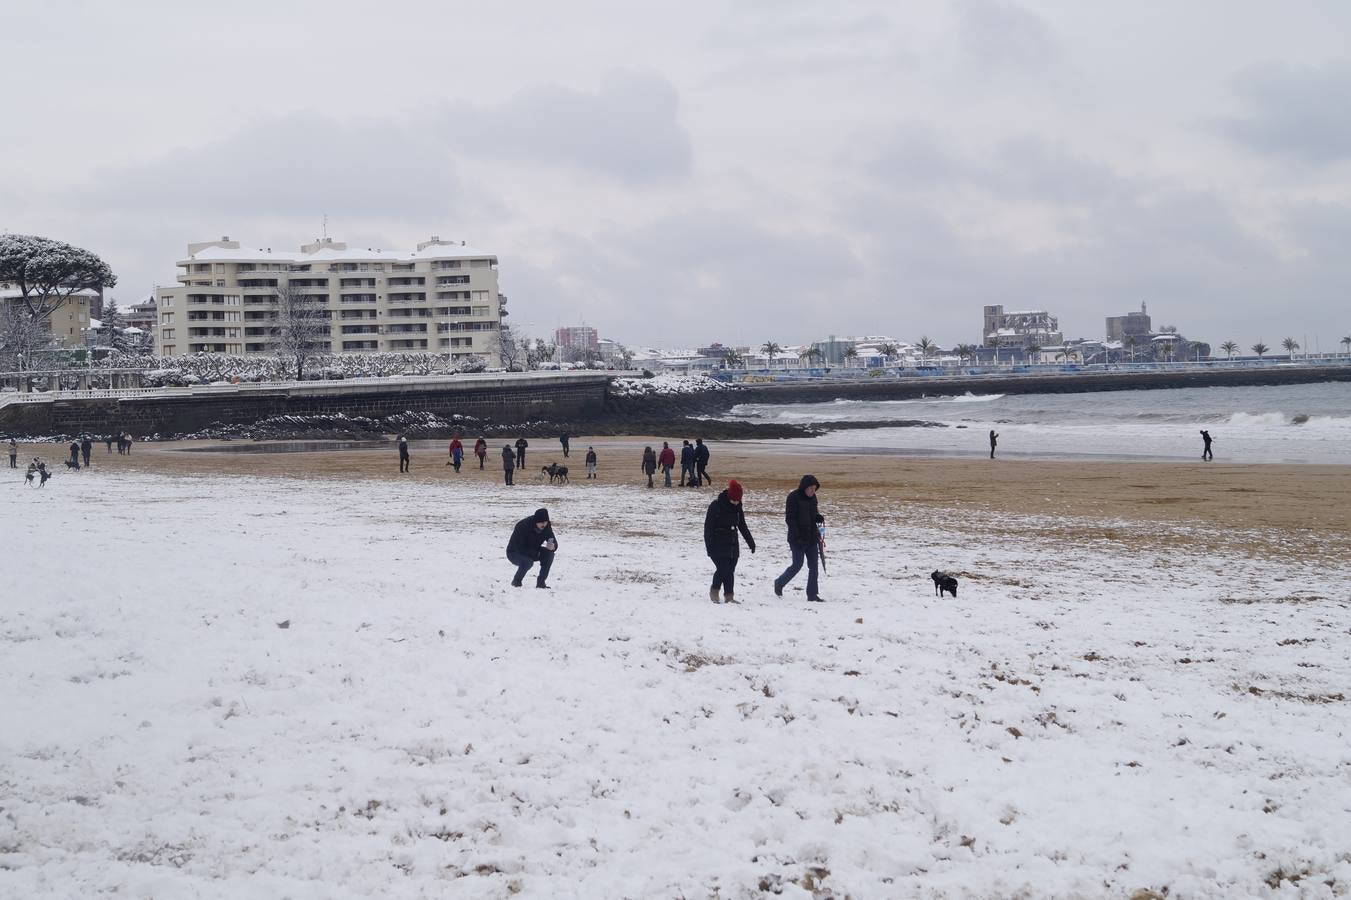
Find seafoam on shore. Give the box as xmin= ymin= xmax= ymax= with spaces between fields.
xmin=2 ymin=471 xmax=1348 ymax=897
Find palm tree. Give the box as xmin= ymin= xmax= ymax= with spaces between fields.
xmin=1025 ymin=343 xmax=1042 ymax=363
xmin=1281 ymin=337 xmax=1299 ymax=356
xmin=799 ymin=346 xmax=823 ymax=367
xmin=760 ymin=341 xmax=782 ymax=369
xmin=842 ymin=346 xmax=859 ymax=368
xmin=721 ymin=348 xmax=744 ymax=369
xmin=1122 ymin=335 xmax=1137 ymax=363
xmin=1220 ymin=340 xmax=1238 ymax=359
xmin=878 ymin=342 xmax=899 ymax=363
xmin=1341 ymin=335 xmax=1351 ymax=355
xmin=916 ymin=336 xmax=934 ymax=360
xmin=1252 ymin=342 xmax=1269 ymax=358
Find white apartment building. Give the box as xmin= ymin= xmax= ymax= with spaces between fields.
xmin=155 ymin=236 xmax=506 ymax=359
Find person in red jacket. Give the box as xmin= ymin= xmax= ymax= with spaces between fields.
xmin=474 ymin=437 xmax=488 ymax=469
xmin=447 ymin=437 xmax=464 ymax=472
xmin=658 ymin=441 xmax=676 ymax=487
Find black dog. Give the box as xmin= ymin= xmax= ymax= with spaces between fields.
xmin=542 ymin=463 xmax=569 ymax=484
xmin=931 ymin=571 xmax=958 ymax=598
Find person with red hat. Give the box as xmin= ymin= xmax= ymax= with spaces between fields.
xmin=703 ymin=479 xmax=755 ymax=603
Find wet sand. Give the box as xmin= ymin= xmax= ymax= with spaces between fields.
xmin=18 ymin=437 xmax=1348 ymax=561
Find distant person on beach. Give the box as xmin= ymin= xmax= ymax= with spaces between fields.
xmin=123 ymin=433 xmax=133 ymax=455
xmin=68 ymin=441 xmax=80 ymax=469
xmin=474 ymin=437 xmax=488 ymax=469
xmin=506 ymin=507 xmax=557 ymax=589
xmin=501 ymin=444 xmax=516 ymax=485
xmin=560 ymin=433 xmax=571 ymax=458
xmin=679 ymin=440 xmax=694 ymax=486
xmin=448 ymin=437 xmax=463 ymax=472
xmin=1201 ymin=429 xmax=1214 ymax=461
xmin=398 ymin=433 xmax=410 ymax=473
xmin=515 ymin=437 xmax=528 ymax=468
xmin=989 ymin=430 xmax=999 ymax=459
xmin=704 ymin=479 xmax=755 ymax=604
xmin=641 ymin=446 xmax=658 ymax=488
xmin=658 ymin=441 xmax=676 ymax=487
xmin=585 ymin=446 xmax=597 ymax=479
xmin=116 ymin=433 xmax=126 ymax=454
xmin=694 ymin=438 xmax=711 ymax=486
xmin=105 ymin=435 xmax=113 ymax=453
xmin=773 ymin=475 xmax=826 ymax=603
xmin=7 ymin=439 xmax=16 ymax=468
xmin=81 ymin=436 xmax=92 ymax=467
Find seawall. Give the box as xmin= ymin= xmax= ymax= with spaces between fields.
xmin=0 ymin=372 xmax=609 ymax=437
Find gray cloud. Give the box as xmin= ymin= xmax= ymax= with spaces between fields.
xmin=1216 ymin=60 xmax=1351 ymax=164
xmin=953 ymin=0 xmax=1061 ymax=73
xmin=84 ymin=112 xmax=463 ymax=219
xmin=444 ymin=70 xmax=692 ymax=185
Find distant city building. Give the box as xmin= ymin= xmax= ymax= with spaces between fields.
xmin=154 ymin=236 xmax=505 ymax=359
xmin=554 ymin=325 xmax=598 ymax=352
xmin=124 ymin=297 xmax=159 ymax=332
xmin=1106 ymin=303 xmax=1152 ymax=343
xmin=982 ymin=304 xmax=1063 ymax=349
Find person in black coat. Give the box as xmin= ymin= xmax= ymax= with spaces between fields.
xmin=515 ymin=436 xmax=529 ymax=467
xmin=80 ymin=436 xmax=92 ymax=467
xmin=694 ymin=438 xmax=711 ymax=485
xmin=773 ymin=474 xmax=825 ymax=602
xmin=68 ymin=441 xmax=80 ymax=469
xmin=704 ymin=479 xmax=755 ymax=603
xmin=989 ymin=429 xmax=998 ymax=459
xmin=507 ymin=507 xmax=557 ymax=588
xmin=501 ymin=444 xmax=516 ymax=485
xmin=398 ymin=433 xmax=410 ymax=473
xmin=640 ymin=446 xmax=657 ymax=488
xmin=679 ymin=440 xmax=695 ymax=486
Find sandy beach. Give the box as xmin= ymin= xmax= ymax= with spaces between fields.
xmin=22 ymin=436 xmax=1351 ymax=561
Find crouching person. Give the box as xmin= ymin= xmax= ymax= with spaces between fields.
xmin=704 ymin=479 xmax=754 ymax=603
xmin=507 ymin=507 xmax=557 ymax=589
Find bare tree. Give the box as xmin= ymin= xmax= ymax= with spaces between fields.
xmin=0 ymin=234 xmax=116 ymax=326
xmin=0 ymin=301 xmax=52 ymax=374
xmin=525 ymin=338 xmax=557 ymax=370
xmin=495 ymin=326 xmax=524 ymax=371
xmin=274 ymin=281 xmax=330 ymax=381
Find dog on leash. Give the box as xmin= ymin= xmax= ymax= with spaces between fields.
xmin=931 ymin=571 xmax=958 ymax=598
xmin=542 ymin=463 xmax=569 ymax=484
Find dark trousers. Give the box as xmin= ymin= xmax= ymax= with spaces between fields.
xmin=399 ymin=452 xmax=410 ymax=472
xmin=680 ymin=463 xmax=692 ymax=485
xmin=516 ymin=449 xmax=526 ymax=466
xmin=504 ymin=468 xmax=514 ymax=485
xmin=508 ymin=548 xmax=553 ymax=586
xmin=990 ymin=444 xmax=996 ymax=459
xmin=711 ymin=556 xmax=738 ymax=594
xmin=775 ymin=542 xmax=819 ymax=598
xmin=1203 ymin=444 xmax=1213 ymax=460
xmin=477 ymin=454 xmax=485 ymax=469
xmin=562 ymin=444 xmax=570 ymax=457
xmin=8 ymin=455 xmax=15 ymax=468
xmin=82 ymin=449 xmax=90 ymax=466
xmin=697 ymin=461 xmax=709 ymax=485
xmin=645 ymin=468 xmax=654 ymax=487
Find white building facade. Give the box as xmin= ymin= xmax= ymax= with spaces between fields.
xmin=155 ymin=236 xmax=505 ymax=359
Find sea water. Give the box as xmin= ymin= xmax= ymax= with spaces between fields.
xmin=726 ymin=381 xmax=1351 ymax=463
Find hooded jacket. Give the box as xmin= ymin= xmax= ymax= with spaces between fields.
xmin=704 ymin=490 xmax=755 ymax=560
xmin=501 ymin=446 xmax=516 ymax=469
xmin=507 ymin=513 xmax=557 ymax=560
xmin=641 ymin=448 xmax=658 ymax=474
xmin=680 ymin=444 xmax=694 ymax=466
xmin=784 ymin=475 xmax=824 ymax=545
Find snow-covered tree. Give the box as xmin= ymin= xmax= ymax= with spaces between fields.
xmin=0 ymin=234 xmax=116 ymax=325
xmin=0 ymin=301 xmax=52 ymax=371
xmin=100 ymin=299 xmax=134 ymax=352
xmin=273 ymin=282 xmax=331 ymax=381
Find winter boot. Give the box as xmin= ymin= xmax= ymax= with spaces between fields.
xmin=723 ymin=591 xmax=737 ymax=604
xmin=709 ymin=587 xmax=721 ymax=604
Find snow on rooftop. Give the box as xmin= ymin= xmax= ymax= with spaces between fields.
xmin=182 ymin=242 xmax=497 ymax=264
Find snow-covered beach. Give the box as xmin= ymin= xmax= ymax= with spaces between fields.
xmin=2 ymin=457 xmax=1349 ymax=897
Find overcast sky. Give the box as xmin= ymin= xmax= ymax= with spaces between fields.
xmin=4 ymin=0 xmax=1349 ymax=350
